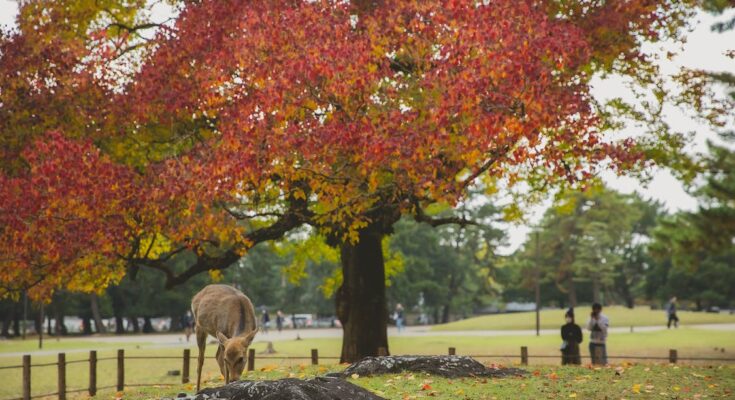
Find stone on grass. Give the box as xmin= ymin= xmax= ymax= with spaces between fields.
xmin=194 ymin=376 xmax=385 ymax=400
xmin=331 ymin=355 xmax=526 ymax=378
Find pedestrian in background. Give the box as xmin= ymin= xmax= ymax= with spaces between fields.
xmin=276 ymin=310 xmax=284 ymax=333
xmin=180 ymin=310 xmax=194 ymax=342
xmin=667 ymin=296 xmax=680 ymax=329
xmin=560 ymin=308 xmax=583 ymax=365
xmin=262 ymin=309 xmax=270 ymax=334
xmin=393 ymin=303 xmax=405 ymax=332
xmin=587 ymin=303 xmax=609 ymax=365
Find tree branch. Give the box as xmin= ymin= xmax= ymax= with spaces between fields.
xmin=412 ymin=198 xmax=479 ymax=228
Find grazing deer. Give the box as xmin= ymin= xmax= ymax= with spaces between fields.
xmin=191 ymin=284 xmax=258 ymax=391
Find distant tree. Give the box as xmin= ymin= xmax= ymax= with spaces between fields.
xmin=389 ymin=199 xmax=505 ymax=323
xmin=648 ymin=138 xmax=735 ymax=309
xmin=506 ymin=186 xmax=660 ymax=307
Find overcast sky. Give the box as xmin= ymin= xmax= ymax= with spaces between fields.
xmin=1 ymin=2 xmax=734 ymax=253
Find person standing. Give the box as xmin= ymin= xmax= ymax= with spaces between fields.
xmin=394 ymin=303 xmax=405 ymax=332
xmin=587 ymin=303 xmax=609 ymax=365
xmin=667 ymin=297 xmax=680 ymax=329
xmin=560 ymin=308 xmax=583 ymax=365
xmin=262 ymin=309 xmax=270 ymax=334
xmin=180 ymin=310 xmax=194 ymax=342
xmin=276 ymin=310 xmax=284 ymax=333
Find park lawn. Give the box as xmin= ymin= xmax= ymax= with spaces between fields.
xmin=432 ymin=306 xmax=735 ymax=331
xmin=0 ymin=338 xmax=145 ymax=355
xmin=106 ymin=364 xmax=735 ymax=400
xmin=1 ymin=328 xmax=734 ymax=399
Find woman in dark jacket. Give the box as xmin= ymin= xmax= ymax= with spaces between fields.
xmin=560 ymin=308 xmax=583 ymax=365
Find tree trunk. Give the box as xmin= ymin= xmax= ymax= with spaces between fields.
xmin=33 ymin=308 xmax=42 ymax=335
xmin=1 ymin=302 xmax=13 ymax=337
xmin=591 ymin=278 xmax=601 ymax=304
xmin=90 ymin=294 xmax=107 ymax=334
xmin=82 ymin=316 xmax=93 ymax=335
xmin=109 ymin=286 xmax=126 ymax=334
xmin=337 ymin=227 xmax=389 ymax=363
xmin=114 ymin=315 xmax=125 ymax=334
xmin=567 ymin=277 xmax=577 ymax=308
xmin=12 ymin=310 xmax=20 ymax=337
xmin=55 ymin=308 xmax=66 ymax=336
xmin=441 ymin=304 xmax=450 ymax=324
xmin=130 ymin=316 xmax=140 ymax=333
xmin=143 ymin=316 xmax=154 ymax=333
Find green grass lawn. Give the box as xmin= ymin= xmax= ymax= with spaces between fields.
xmin=1 ymin=328 xmax=733 ymax=399
xmin=0 ymin=338 xmax=152 ymax=355
xmin=432 ymin=306 xmax=735 ymax=331
xmin=96 ymin=364 xmax=735 ymax=400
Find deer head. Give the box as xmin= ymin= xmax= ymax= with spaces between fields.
xmin=216 ymin=327 xmax=258 ymax=383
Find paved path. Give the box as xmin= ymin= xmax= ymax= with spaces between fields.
xmin=2 ymin=323 xmax=733 ymax=358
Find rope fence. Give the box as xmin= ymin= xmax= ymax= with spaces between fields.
xmin=3 ymin=346 xmax=734 ymax=400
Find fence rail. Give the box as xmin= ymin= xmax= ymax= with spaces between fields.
xmin=4 ymin=346 xmax=735 ymax=400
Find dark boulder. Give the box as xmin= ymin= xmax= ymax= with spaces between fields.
xmin=194 ymin=376 xmax=385 ymax=400
xmin=330 ymin=355 xmax=526 ymax=378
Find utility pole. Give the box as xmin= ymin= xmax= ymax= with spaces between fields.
xmin=22 ymin=291 xmax=28 ymax=340
xmin=38 ymin=303 xmax=43 ymax=349
xmin=534 ymin=231 xmax=541 ymax=337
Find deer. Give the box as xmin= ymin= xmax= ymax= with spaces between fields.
xmin=191 ymin=284 xmax=258 ymax=391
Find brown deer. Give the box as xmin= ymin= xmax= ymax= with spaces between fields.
xmin=191 ymin=284 xmax=258 ymax=391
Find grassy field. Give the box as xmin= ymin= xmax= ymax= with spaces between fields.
xmin=431 ymin=306 xmax=735 ymax=331
xmin=1 ymin=327 xmax=733 ymax=399
xmin=89 ymin=364 xmax=735 ymax=400
xmin=0 ymin=338 xmax=148 ymax=354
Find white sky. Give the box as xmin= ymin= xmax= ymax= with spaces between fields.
xmin=1 ymin=2 xmax=733 ymax=253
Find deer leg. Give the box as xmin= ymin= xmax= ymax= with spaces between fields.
xmin=196 ymin=328 xmax=207 ymax=392
xmin=215 ymin=344 xmax=227 ymax=382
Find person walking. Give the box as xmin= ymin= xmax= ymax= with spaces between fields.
xmin=560 ymin=308 xmax=583 ymax=365
xmin=587 ymin=303 xmax=609 ymax=365
xmin=180 ymin=310 xmax=194 ymax=342
xmin=667 ymin=296 xmax=680 ymax=329
xmin=261 ymin=309 xmax=270 ymax=334
xmin=394 ymin=303 xmax=405 ymax=332
xmin=276 ymin=310 xmax=284 ymax=333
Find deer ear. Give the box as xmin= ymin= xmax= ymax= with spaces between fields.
xmin=244 ymin=327 xmax=258 ymax=344
xmin=216 ymin=331 xmax=229 ymax=345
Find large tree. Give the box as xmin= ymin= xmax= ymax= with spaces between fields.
xmin=1 ymin=0 xmax=706 ymax=362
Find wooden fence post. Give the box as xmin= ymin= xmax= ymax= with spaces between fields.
xmin=448 ymin=347 xmax=456 ymax=356
xmin=182 ymin=349 xmax=191 ymax=384
xmin=89 ymin=350 xmax=97 ymax=396
xmin=669 ymin=349 xmax=678 ymax=364
xmin=247 ymin=348 xmax=255 ymax=371
xmin=58 ymin=353 xmax=66 ymax=400
xmin=377 ymin=347 xmax=388 ymax=356
xmin=117 ymin=349 xmax=124 ymax=391
xmin=22 ymin=354 xmax=30 ymax=400
xmin=520 ymin=346 xmax=528 ymax=366
xmin=311 ymin=349 xmax=319 ymax=365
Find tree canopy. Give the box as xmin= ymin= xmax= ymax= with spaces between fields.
xmin=0 ymin=0 xmax=706 ymax=300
